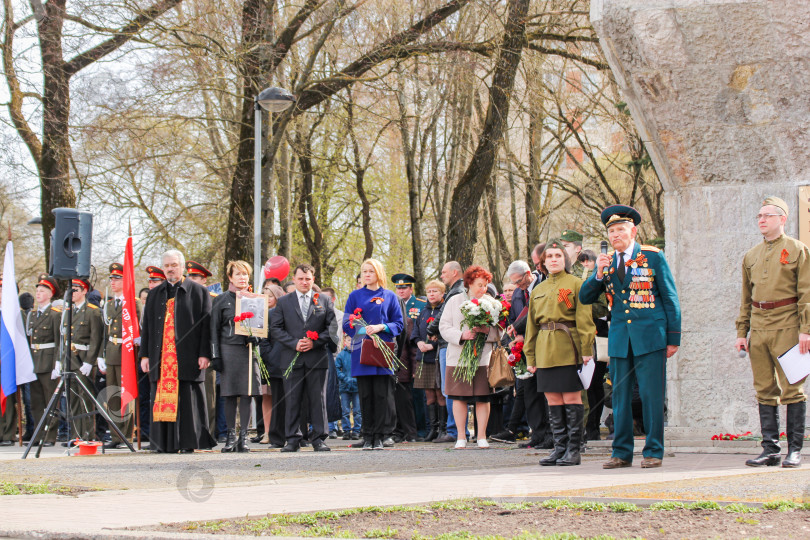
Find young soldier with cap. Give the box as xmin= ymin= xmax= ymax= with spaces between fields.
xmin=580 ymin=205 xmax=681 ymax=469
xmin=736 ymin=196 xmax=810 ymax=468
xmin=102 ymin=263 xmax=140 ymax=449
xmin=560 ymin=230 xmax=585 ymax=278
xmin=145 ymin=266 xmax=166 ymax=290
xmin=27 ymin=275 xmax=62 ymax=446
xmin=64 ymin=278 xmax=104 ymax=444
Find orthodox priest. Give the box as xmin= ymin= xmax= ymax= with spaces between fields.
xmin=140 ymin=250 xmax=215 ymax=453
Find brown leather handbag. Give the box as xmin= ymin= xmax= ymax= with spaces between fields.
xmin=359 ymin=339 xmax=397 ymax=368
xmin=487 ymin=345 xmax=515 ymax=388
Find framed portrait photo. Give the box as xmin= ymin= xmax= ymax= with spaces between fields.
xmin=235 ymin=292 xmax=269 ymax=338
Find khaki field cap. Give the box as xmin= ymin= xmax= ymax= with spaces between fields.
xmin=763 ymin=196 xmax=789 ymax=217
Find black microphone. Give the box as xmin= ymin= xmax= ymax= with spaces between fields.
xmin=600 ymin=241 xmax=608 ymax=255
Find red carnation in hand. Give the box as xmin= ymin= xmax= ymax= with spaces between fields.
xmin=353 ymin=308 xmax=363 ymax=316
xmin=427 ymin=317 xmax=435 ymax=324
xmin=471 ymin=298 xmax=479 ymax=305
xmin=306 ymin=331 xmax=319 ymax=340
xmin=233 ymin=314 xmax=243 ymax=322
xmin=501 ymin=301 xmax=511 ymax=312
xmin=242 ymin=312 xmax=254 ymax=319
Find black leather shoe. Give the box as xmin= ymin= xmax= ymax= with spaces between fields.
xmin=351 ymin=433 xmax=360 ymax=440
xmin=268 ymin=443 xmax=284 ymax=449
xmin=312 ymin=441 xmax=331 ymax=452
xmin=179 ymin=448 xmax=195 ymax=454
xmin=382 ymin=437 xmax=395 ymax=447
xmin=217 ymin=435 xmax=227 ymax=444
xmin=328 ymin=431 xmax=338 ymax=439
xmin=490 ymin=429 xmax=516 ymax=443
xmin=0 ymin=440 xmax=14 ymax=447
xmin=342 ymin=432 xmax=352 ymax=440
xmin=41 ymin=441 xmax=55 ymax=447
xmin=433 ymin=433 xmax=455 ymax=443
xmin=373 ymin=438 xmax=384 ymax=450
xmin=103 ymin=441 xmax=121 ymax=450
xmin=351 ymin=439 xmax=368 ymax=448
xmin=281 ymin=442 xmax=300 ymax=452
xmin=250 ymin=434 xmax=263 ymax=444
xmin=362 ymin=440 xmax=373 ymax=450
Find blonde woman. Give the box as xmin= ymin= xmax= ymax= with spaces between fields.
xmin=342 ymin=259 xmax=404 ymax=450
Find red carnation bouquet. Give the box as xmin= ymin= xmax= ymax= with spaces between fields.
xmin=348 ymin=308 xmax=404 ymax=372
xmin=507 ymin=340 xmax=532 ymax=379
xmin=234 ymin=312 xmax=269 ymax=381
xmin=284 ymin=330 xmax=320 ymax=378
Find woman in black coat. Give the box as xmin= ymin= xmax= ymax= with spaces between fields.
xmin=411 ymin=280 xmax=447 ymax=441
xmin=210 ymin=260 xmax=261 ymax=452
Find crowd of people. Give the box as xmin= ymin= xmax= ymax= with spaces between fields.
xmin=2 ymin=198 xmax=806 ymax=470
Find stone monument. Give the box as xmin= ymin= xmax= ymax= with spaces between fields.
xmin=591 ymin=0 xmax=810 ymax=432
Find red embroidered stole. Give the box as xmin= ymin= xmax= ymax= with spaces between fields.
xmin=152 ymin=298 xmax=179 ymax=422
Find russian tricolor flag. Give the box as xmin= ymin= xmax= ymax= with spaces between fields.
xmin=1 ymin=241 xmax=36 ymax=413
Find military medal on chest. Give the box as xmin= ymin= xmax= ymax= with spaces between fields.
xmin=627 ymin=253 xmax=656 ymax=309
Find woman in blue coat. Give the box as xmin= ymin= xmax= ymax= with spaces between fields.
xmin=342 ymin=258 xmax=404 ymax=450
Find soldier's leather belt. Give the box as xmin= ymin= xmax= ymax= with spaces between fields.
xmin=752 ymin=298 xmax=798 ymax=310
xmin=538 ymin=321 xmax=580 ymax=366
xmin=31 ymin=343 xmax=56 ymax=351
xmin=70 ymin=343 xmax=89 ymax=351
xmin=108 ymin=336 xmax=122 ymax=345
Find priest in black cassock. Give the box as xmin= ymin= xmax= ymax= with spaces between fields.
xmin=140 ymin=250 xmax=216 ymax=453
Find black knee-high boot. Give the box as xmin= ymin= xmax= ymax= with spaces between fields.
xmin=236 ymin=396 xmax=252 ymax=452
xmin=746 ymin=403 xmax=781 ymax=467
xmin=558 ymin=404 xmax=583 ymax=466
xmin=426 ymin=404 xmax=439 ymax=441
xmin=222 ymin=397 xmax=238 ymax=453
xmin=540 ymin=406 xmax=568 ymax=466
xmin=783 ymin=402 xmax=805 ymax=468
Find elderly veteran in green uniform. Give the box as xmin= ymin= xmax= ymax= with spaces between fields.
xmin=391 ymin=273 xmax=426 ymax=441
xmin=186 ymin=260 xmax=219 ymax=442
xmin=102 ymin=263 xmax=141 ymax=449
xmin=580 ymin=205 xmax=681 ymax=469
xmin=63 ymin=278 xmax=105 ymax=445
xmin=27 ymin=275 xmax=62 ymax=446
xmin=736 ymin=196 xmax=810 ymax=468
xmin=524 ymin=240 xmax=595 ymax=466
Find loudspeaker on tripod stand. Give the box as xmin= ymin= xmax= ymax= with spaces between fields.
xmin=49 ymin=208 xmax=93 ymax=279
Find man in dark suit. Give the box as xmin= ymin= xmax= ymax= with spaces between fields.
xmin=140 ymin=250 xmax=215 ymax=453
xmin=270 ymin=264 xmax=336 ymax=452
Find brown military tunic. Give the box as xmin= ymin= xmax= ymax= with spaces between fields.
xmin=737 ymin=233 xmax=810 ymax=405
xmin=27 ymin=304 xmax=62 ymax=442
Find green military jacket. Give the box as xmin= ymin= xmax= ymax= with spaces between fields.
xmin=736 ymin=234 xmax=810 ymax=337
xmin=524 ymin=272 xmax=595 ymax=369
xmin=103 ymin=297 xmax=141 ymax=366
xmin=70 ymin=302 xmax=104 ymax=370
xmin=27 ymin=304 xmax=62 ymax=374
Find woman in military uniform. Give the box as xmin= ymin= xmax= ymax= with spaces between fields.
xmin=524 ymin=241 xmax=595 ymax=466
xmin=210 ymin=260 xmax=261 ymax=452
xmin=26 ymin=275 xmax=62 ymax=446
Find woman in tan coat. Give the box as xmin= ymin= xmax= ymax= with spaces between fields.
xmin=524 ymin=241 xmax=595 ymax=466
xmin=440 ymin=265 xmax=503 ymax=449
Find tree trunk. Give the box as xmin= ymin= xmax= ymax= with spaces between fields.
xmin=526 ymin=110 xmax=541 ymax=259
xmin=446 ymin=0 xmax=530 ymax=266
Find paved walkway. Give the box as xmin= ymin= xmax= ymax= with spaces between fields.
xmin=0 ymin=450 xmax=795 ymax=537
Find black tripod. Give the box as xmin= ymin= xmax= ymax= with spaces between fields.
xmin=22 ymin=289 xmax=135 ymax=459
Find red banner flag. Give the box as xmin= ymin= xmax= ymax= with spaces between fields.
xmin=120 ymin=235 xmax=140 ymax=414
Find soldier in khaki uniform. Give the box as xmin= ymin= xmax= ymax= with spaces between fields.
xmin=63 ymin=278 xmax=104 ymax=444
xmin=736 ymin=196 xmax=810 ymax=468
xmin=102 ymin=264 xmax=141 ymax=449
xmin=27 ymin=275 xmax=62 ymax=445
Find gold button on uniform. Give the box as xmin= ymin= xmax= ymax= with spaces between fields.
xmin=627 ymin=320 xmax=632 ymax=324
xmin=625 ymin=310 xmax=629 ymax=313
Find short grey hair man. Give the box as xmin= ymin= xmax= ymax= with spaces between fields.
xmin=506 ymin=260 xmax=531 ymax=278
xmin=162 ymin=249 xmax=186 ymax=269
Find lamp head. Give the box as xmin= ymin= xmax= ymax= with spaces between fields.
xmin=257 ymin=87 xmax=295 ymax=112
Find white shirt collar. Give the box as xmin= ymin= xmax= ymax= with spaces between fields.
xmin=74 ymin=301 xmax=85 ymax=310
xmin=38 ymin=302 xmax=51 ymax=313
xmin=617 ymin=241 xmax=636 ymax=264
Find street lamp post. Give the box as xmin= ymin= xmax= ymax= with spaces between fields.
xmin=253 ymin=86 xmax=295 ymax=292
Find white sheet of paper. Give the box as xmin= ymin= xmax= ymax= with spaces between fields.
xmin=578 ymin=360 xmax=596 ymax=390
xmin=777 ymin=344 xmax=810 ymax=385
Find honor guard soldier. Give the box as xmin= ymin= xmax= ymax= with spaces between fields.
xmin=146 ymin=266 xmax=166 ymax=290
xmin=27 ymin=275 xmax=62 ymax=446
xmin=736 ymin=196 xmax=810 ymax=468
xmin=64 ymin=278 xmax=104 ymax=444
xmin=580 ymin=205 xmax=681 ymax=469
xmin=102 ymin=263 xmax=141 ymax=449
xmin=185 ymin=259 xmax=218 ymax=440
